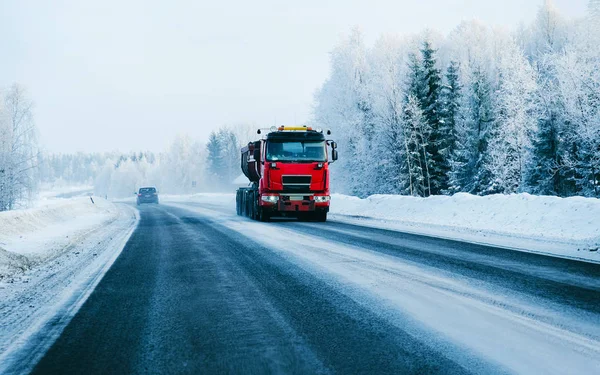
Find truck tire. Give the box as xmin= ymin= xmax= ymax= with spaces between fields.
xmin=240 ymin=192 xmax=244 ymax=216
xmin=252 ymin=201 xmax=258 ymax=220
xmin=259 ymin=207 xmax=270 ymax=222
xmin=245 ymin=191 xmax=252 ymax=218
xmin=315 ymin=212 xmax=327 ymax=222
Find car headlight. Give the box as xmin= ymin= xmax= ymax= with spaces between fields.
xmin=314 ymin=195 xmax=330 ymax=202
xmin=261 ymin=195 xmax=279 ymax=203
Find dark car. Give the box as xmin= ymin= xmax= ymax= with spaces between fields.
xmin=137 ymin=187 xmax=159 ymax=205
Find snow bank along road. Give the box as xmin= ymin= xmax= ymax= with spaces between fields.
xmin=11 ymin=199 xmax=597 ymax=375
xmin=0 ymin=198 xmax=138 ymax=374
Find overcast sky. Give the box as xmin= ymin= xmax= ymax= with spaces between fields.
xmin=0 ymin=0 xmax=588 ymax=153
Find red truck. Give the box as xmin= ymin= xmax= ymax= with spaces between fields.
xmin=236 ymin=125 xmax=338 ymax=222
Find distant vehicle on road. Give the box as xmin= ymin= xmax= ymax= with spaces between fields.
xmin=137 ymin=187 xmax=159 ymax=205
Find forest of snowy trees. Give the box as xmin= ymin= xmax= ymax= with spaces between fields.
xmin=314 ymin=0 xmax=600 ymax=198
xmin=2 ymin=111 xmax=250 ymax=209
xmin=36 ymin=125 xmax=253 ymax=200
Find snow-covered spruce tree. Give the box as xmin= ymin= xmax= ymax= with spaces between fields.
xmin=404 ymin=52 xmax=428 ymax=196
xmin=484 ymin=33 xmax=538 ymax=194
xmin=448 ymin=103 xmax=478 ymax=193
xmin=448 ymin=65 xmax=494 ymax=194
xmin=0 ymin=84 xmax=39 ymax=211
xmin=525 ymin=95 xmax=563 ymax=195
xmin=444 ymin=21 xmax=496 ymax=194
xmin=402 ymin=95 xmax=432 ymax=197
xmin=468 ymin=66 xmax=497 ymax=194
xmin=439 ymin=61 xmax=461 ymax=194
xmin=419 ymin=40 xmax=448 ymax=195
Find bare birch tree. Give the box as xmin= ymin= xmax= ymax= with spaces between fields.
xmin=0 ymin=84 xmax=39 ymax=211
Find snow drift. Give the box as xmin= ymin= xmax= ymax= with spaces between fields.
xmin=331 ymin=193 xmax=600 ymax=260
xmin=0 ymin=196 xmax=122 ymax=277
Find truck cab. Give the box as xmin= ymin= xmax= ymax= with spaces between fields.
xmin=236 ymin=126 xmax=337 ymax=222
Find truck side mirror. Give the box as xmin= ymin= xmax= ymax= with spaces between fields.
xmin=253 ymin=148 xmax=261 ymax=162
xmin=331 ymin=149 xmax=338 ymax=162
xmin=330 ymin=141 xmax=337 ymax=150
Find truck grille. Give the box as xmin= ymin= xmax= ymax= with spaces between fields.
xmin=282 ymin=175 xmax=311 ymax=192
xmin=282 ymin=176 xmax=311 ymax=184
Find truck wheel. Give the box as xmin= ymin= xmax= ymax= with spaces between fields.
xmin=245 ymin=193 xmax=252 ymax=217
xmin=252 ymin=194 xmax=260 ymax=220
xmin=315 ymin=212 xmax=327 ymax=222
xmin=259 ymin=208 xmax=270 ymax=222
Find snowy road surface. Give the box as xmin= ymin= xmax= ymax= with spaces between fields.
xmin=9 ymin=201 xmax=600 ymax=374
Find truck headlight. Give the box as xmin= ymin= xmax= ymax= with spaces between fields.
xmin=261 ymin=195 xmax=279 ymax=203
xmin=314 ymin=195 xmax=330 ymax=202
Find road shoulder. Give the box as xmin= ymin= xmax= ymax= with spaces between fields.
xmin=0 ymin=203 xmax=139 ymax=374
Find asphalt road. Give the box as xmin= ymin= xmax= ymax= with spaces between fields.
xmin=30 ymin=203 xmax=600 ymax=374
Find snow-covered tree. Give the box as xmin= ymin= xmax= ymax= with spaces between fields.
xmin=419 ymin=40 xmax=448 ymax=194
xmin=311 ymin=4 xmax=598 ymax=198
xmin=520 ymin=0 xmax=569 ymax=61
xmin=554 ymin=14 xmax=600 ymax=196
xmin=439 ymin=61 xmax=461 ymax=194
xmin=0 ymin=84 xmax=39 ymax=211
xmin=523 ymin=1 xmax=572 ymax=195
xmin=589 ymin=0 xmax=600 ymax=21
xmin=403 ymin=95 xmax=432 ymax=196
xmin=206 ymin=131 xmax=226 ymax=188
xmin=314 ymin=27 xmax=372 ymax=196
xmin=368 ymin=35 xmax=411 ymax=194
xmin=446 ymin=21 xmax=495 ymax=194
xmin=484 ymin=33 xmax=538 ymax=194
xmin=218 ymin=128 xmax=240 ymax=186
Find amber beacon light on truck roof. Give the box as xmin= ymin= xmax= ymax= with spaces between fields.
xmin=257 ymin=125 xmax=332 ymax=135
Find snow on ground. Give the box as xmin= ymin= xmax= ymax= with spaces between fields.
xmin=163 ymin=192 xmax=600 ymax=262
xmin=330 ymin=193 xmax=600 ymax=262
xmin=37 ymin=184 xmax=94 ymax=201
xmin=0 ymin=196 xmax=119 ymax=277
xmin=0 ymin=197 xmax=138 ymax=369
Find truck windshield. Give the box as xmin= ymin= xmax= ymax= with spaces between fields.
xmin=266 ymin=141 xmax=326 ymax=162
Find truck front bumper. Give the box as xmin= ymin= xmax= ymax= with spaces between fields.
xmin=260 ymin=194 xmax=330 ymax=215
